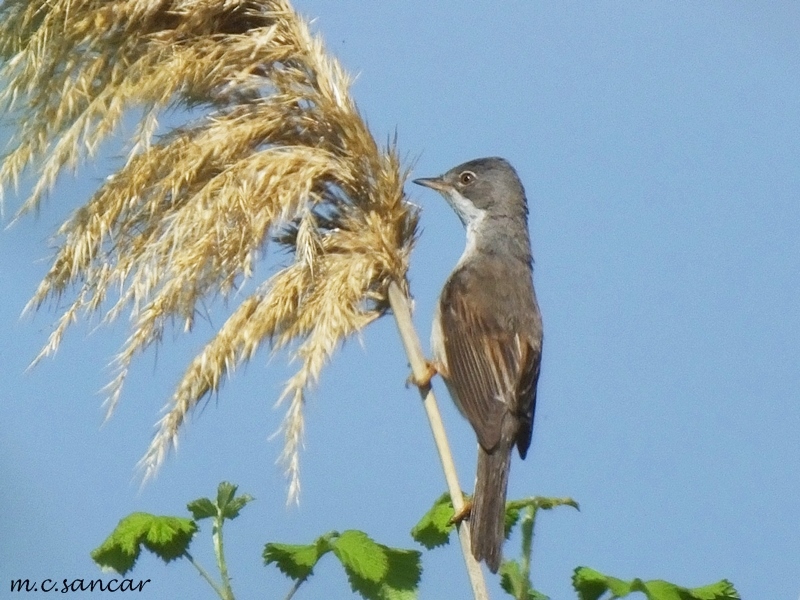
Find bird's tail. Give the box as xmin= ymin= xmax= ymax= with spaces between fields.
xmin=470 ymin=445 xmax=511 ymax=573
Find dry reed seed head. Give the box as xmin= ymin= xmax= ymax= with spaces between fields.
xmin=1 ymin=1 xmax=318 ymax=213
xmin=1 ymin=0 xmax=418 ymax=500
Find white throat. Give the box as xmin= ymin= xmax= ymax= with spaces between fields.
xmin=444 ymin=188 xmax=487 ymax=268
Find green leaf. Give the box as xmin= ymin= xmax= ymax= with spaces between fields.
xmin=264 ymin=533 xmax=334 ymax=581
xmin=332 ymin=530 xmax=389 ymax=583
xmin=216 ymin=481 xmax=238 ymax=507
xmin=411 ymin=493 xmax=456 ymax=549
xmin=266 ymin=530 xmax=421 ymax=600
xmin=571 ymin=567 xmax=609 ymax=600
xmin=504 ymin=504 xmax=523 ymax=539
xmin=681 ymin=580 xmax=739 ymax=600
xmin=374 ymin=547 xmax=422 ymax=600
xmin=503 ymin=496 xmax=580 ymax=538
xmin=335 ymin=537 xmax=421 ymax=600
xmin=499 ymin=560 xmax=549 ymax=600
xmin=141 ymin=517 xmax=197 ymax=561
xmin=572 ymin=567 xmax=615 ymax=600
xmin=91 ymin=513 xmax=197 ymax=575
xmin=532 ymin=497 xmax=580 ymax=511
xmin=505 ymin=496 xmax=580 ymax=513
xmin=187 ymin=482 xmax=253 ymax=521
xmin=572 ymin=567 xmax=740 ymax=600
xmin=216 ymin=481 xmax=254 ymax=520
xmin=221 ymin=492 xmax=254 ymax=519
xmin=187 ymin=497 xmax=217 ymax=521
xmin=499 ymin=560 xmax=525 ymax=598
xmin=413 ymin=494 xmax=578 ymax=549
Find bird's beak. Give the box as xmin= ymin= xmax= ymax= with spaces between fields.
xmin=413 ymin=176 xmax=448 ymax=192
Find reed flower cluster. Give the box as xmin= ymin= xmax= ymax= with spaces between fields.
xmin=0 ymin=0 xmax=418 ymax=500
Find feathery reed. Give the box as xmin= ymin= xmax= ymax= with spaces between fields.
xmin=0 ymin=0 xmax=418 ymax=500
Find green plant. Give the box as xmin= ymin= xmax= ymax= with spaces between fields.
xmin=92 ymin=483 xmax=740 ymax=600
xmin=92 ymin=482 xmax=421 ymax=600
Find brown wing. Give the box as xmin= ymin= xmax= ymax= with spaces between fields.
xmin=439 ymin=286 xmax=540 ymax=456
xmin=513 ymin=340 xmax=540 ymax=459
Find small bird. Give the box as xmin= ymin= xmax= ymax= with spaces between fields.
xmin=414 ymin=157 xmax=542 ymax=573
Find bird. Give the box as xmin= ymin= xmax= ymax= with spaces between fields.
xmin=413 ymin=157 xmax=542 ymax=573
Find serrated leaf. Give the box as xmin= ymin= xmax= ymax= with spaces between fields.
xmin=504 ymin=505 xmax=523 ymax=539
xmin=375 ymin=548 xmax=422 ymax=600
xmin=91 ymin=524 xmax=142 ymax=574
xmin=636 ymin=579 xmax=685 ymax=600
xmin=501 ymin=496 xmax=580 ymax=538
xmin=499 ymin=560 xmax=525 ymax=598
xmin=534 ymin=497 xmax=580 ymax=511
xmin=683 ymin=580 xmax=739 ymax=600
xmin=141 ymin=517 xmax=197 ymax=562
xmin=507 ymin=496 xmax=580 ymax=513
xmin=215 ymin=481 xmax=253 ymax=520
xmin=267 ymin=530 xmax=421 ymax=600
xmin=411 ymin=493 xmax=456 ymax=549
xmin=91 ymin=513 xmax=196 ymax=575
xmin=332 ymin=530 xmax=389 ymax=583
xmin=339 ymin=543 xmax=421 ymax=600
xmin=499 ymin=560 xmax=550 ymax=600
xmin=264 ymin=535 xmax=333 ymax=581
xmin=217 ymin=482 xmax=238 ymax=507
xmin=189 ymin=483 xmax=253 ymax=521
xmin=187 ymin=497 xmax=217 ymax=520
xmin=572 ymin=566 xmax=613 ymax=600
xmin=221 ymin=493 xmax=253 ymax=519
xmin=572 ymin=567 xmax=741 ymax=600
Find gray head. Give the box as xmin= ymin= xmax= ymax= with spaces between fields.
xmin=414 ymin=157 xmax=532 ymax=265
xmin=413 ymin=157 xmax=528 ymax=229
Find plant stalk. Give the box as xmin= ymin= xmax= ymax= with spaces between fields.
xmin=184 ymin=551 xmax=228 ymax=600
xmin=387 ymin=280 xmax=489 ymax=600
xmin=520 ymin=505 xmax=536 ymax=597
xmin=283 ymin=576 xmax=306 ymax=600
xmin=212 ymin=515 xmax=235 ymax=600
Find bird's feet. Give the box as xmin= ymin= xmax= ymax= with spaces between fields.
xmin=449 ymin=499 xmax=473 ymax=526
xmin=405 ymin=360 xmax=439 ymax=389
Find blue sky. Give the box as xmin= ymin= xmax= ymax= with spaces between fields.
xmin=2 ymin=2 xmax=799 ymax=599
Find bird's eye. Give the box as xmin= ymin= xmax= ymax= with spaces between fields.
xmin=459 ymin=171 xmax=476 ymax=185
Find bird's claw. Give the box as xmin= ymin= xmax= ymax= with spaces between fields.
xmin=405 ymin=361 xmax=439 ymax=389
xmin=449 ymin=500 xmax=473 ymax=526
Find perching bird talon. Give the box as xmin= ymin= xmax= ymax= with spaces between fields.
xmin=449 ymin=500 xmax=473 ymax=525
xmin=405 ymin=361 xmax=439 ymax=389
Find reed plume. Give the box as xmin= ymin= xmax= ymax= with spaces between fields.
xmin=0 ymin=0 xmax=419 ymax=500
